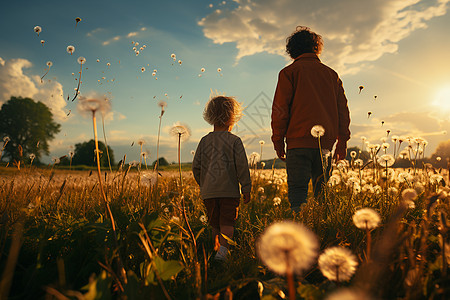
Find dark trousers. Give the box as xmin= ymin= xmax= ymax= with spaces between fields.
xmin=286 ymin=148 xmax=330 ymax=211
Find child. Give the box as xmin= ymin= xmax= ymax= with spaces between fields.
xmin=192 ymin=95 xmax=251 ymax=261
xmin=271 ymin=26 xmax=351 ymax=212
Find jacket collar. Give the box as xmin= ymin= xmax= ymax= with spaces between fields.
xmin=294 ymin=53 xmax=320 ymax=62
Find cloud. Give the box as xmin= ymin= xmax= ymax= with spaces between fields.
xmin=127 ymin=32 xmax=138 ymax=38
xmin=0 ymin=58 xmax=68 ymax=121
xmin=198 ymin=0 xmax=449 ymax=74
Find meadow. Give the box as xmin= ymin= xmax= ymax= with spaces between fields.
xmin=0 ymin=143 xmax=449 ymax=300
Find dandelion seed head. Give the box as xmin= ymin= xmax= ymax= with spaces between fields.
xmin=200 ymin=215 xmax=208 ymax=223
xmin=77 ymin=56 xmax=86 ymax=64
xmin=40 ymin=40 xmax=45 ymax=45
xmin=170 ymin=123 xmax=191 ymax=141
xmin=249 ymin=152 xmax=261 ymax=164
xmin=273 ymin=197 xmax=281 ymax=206
xmin=46 ymin=61 xmax=53 ymax=67
xmin=141 ymin=67 xmax=145 ymax=72
xmin=377 ymin=154 xmax=395 ymax=167
xmin=152 ymin=72 xmax=156 ymax=76
xmin=171 ymin=53 xmax=176 ymax=59
xmin=52 ymin=157 xmax=60 ymax=164
xmin=259 ymin=140 xmax=265 ymax=145
xmin=137 ymin=139 xmax=145 ymax=146
xmin=34 ymin=26 xmax=42 ymax=35
xmin=217 ymin=67 xmax=222 ymax=72
xmin=201 ymin=67 xmax=205 ymax=72
xmin=352 ymin=208 xmax=381 ymax=230
xmin=29 ymin=153 xmax=36 ymax=160
xmin=318 ymin=247 xmax=358 ymax=282
xmin=77 ymin=92 xmax=111 ymax=117
xmin=257 ymin=221 xmax=318 ymax=275
xmin=401 ymin=188 xmax=418 ymax=202
xmin=66 ymin=45 xmax=75 ymax=55
xmin=311 ymin=125 xmax=325 ymax=138
xmin=178 ymin=60 xmax=182 ymax=65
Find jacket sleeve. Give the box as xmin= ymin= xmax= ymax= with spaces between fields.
xmin=336 ymin=78 xmax=351 ymax=144
xmin=234 ymin=138 xmax=251 ymax=194
xmin=192 ymin=140 xmax=202 ymax=185
xmin=271 ymin=69 xmax=293 ymax=152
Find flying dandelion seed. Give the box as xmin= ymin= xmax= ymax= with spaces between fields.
xmin=106 ymin=62 xmax=111 ymax=68
xmin=40 ymin=61 xmax=53 ymax=83
xmin=34 ymin=26 xmax=42 ymax=36
xmin=358 ymin=85 xmax=364 ymax=94
xmin=75 ymin=17 xmax=82 ymax=27
xmin=381 ymin=121 xmax=385 ymax=126
xmin=217 ymin=67 xmax=222 ymax=72
xmin=318 ymin=247 xmax=358 ymax=282
xmin=40 ymin=40 xmax=45 ymax=46
xmin=66 ymin=45 xmax=75 ymax=55
xmin=152 ymin=72 xmax=156 ymax=76
xmin=171 ymin=53 xmax=176 ymax=60
xmin=353 ymin=208 xmax=381 ymax=230
xmin=374 ymin=95 xmax=378 ymax=100
xmin=96 ymin=59 xmax=100 ymax=62
xmin=141 ymin=67 xmax=145 ymax=72
xmin=257 ymin=221 xmax=318 ymax=275
xmin=178 ymin=60 xmax=182 ymax=65
xmin=367 ymin=112 xmax=372 ymax=118
xmin=140 ymin=47 xmax=144 ymax=51
xmin=201 ymin=67 xmax=205 ymax=72
xmin=311 ymin=125 xmax=325 ymax=138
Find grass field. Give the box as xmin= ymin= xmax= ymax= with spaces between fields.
xmin=0 ymin=158 xmax=449 ymax=299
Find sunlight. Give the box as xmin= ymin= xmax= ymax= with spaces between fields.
xmin=432 ymin=85 xmax=450 ymax=111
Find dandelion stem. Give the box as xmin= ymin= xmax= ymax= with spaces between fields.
xmin=284 ymin=250 xmax=296 ymax=300
xmin=101 ymin=113 xmax=113 ymax=173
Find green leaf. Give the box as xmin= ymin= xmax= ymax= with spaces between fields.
xmin=297 ymin=283 xmax=323 ymax=300
xmin=154 ymin=256 xmax=184 ymax=281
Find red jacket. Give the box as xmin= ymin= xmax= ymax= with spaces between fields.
xmin=271 ymin=53 xmax=350 ymax=152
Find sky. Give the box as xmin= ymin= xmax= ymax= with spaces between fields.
xmin=1 ymin=0 xmax=450 ymax=163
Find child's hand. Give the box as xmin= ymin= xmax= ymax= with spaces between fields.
xmin=243 ymin=192 xmax=251 ymax=204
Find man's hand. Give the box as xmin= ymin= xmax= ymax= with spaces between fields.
xmin=243 ymin=192 xmax=251 ymax=204
xmin=276 ymin=147 xmax=286 ymax=161
xmin=334 ymin=141 xmax=347 ymax=161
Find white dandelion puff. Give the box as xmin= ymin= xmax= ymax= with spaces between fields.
xmin=352 ymin=208 xmax=381 ymax=230
xmin=318 ymin=247 xmax=358 ymax=282
xmin=66 ymin=45 xmax=75 ymax=55
xmin=311 ymin=125 xmax=325 ymax=138
xmin=257 ymin=221 xmax=318 ymax=275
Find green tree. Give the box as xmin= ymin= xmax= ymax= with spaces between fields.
xmin=72 ymin=139 xmax=115 ymax=167
xmin=0 ymin=97 xmax=60 ymax=162
xmin=152 ymin=157 xmax=169 ymax=167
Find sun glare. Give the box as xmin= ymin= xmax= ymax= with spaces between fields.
xmin=433 ymin=85 xmax=450 ymax=111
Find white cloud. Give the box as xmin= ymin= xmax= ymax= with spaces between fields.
xmin=198 ymin=0 xmax=449 ymax=74
xmin=127 ymin=32 xmax=138 ymax=38
xmin=0 ymin=58 xmax=68 ymax=121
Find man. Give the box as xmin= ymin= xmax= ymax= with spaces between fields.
xmin=271 ymin=26 xmax=351 ymax=212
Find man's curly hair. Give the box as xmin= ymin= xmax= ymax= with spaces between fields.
xmin=286 ymin=26 xmax=323 ymax=59
xmin=203 ymin=95 xmax=242 ymax=127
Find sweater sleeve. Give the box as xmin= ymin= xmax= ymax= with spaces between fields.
xmin=192 ymin=139 xmax=202 ymax=185
xmin=234 ymin=138 xmax=251 ymax=194
xmin=336 ymin=78 xmax=351 ymax=143
xmin=271 ymin=69 xmax=293 ymax=152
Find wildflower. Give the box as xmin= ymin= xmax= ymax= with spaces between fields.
xmin=273 ymin=197 xmax=281 ymax=206
xmin=170 ymin=123 xmax=191 ymax=142
xmin=377 ymin=154 xmax=395 ymax=167
xmin=77 ymin=93 xmax=111 ymax=117
xmin=249 ymin=152 xmax=261 ymax=164
xmin=352 ymin=208 xmax=381 ymax=230
xmin=402 ymin=188 xmax=418 ymax=202
xmin=328 ymin=175 xmax=341 ymax=186
xmin=257 ymin=221 xmax=318 ymax=275
xmin=34 ymin=26 xmax=42 ymax=35
xmin=318 ymin=247 xmax=358 ymax=282
xmin=66 ymin=45 xmax=75 ymax=55
xmin=77 ymin=56 xmax=86 ymax=64
xmin=310 ymin=125 xmax=325 ymax=138
xmin=430 ymin=174 xmax=444 ymax=185
xmin=199 ymin=215 xmax=208 ymax=223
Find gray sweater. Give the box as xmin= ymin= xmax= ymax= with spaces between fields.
xmin=192 ymin=131 xmax=251 ymax=199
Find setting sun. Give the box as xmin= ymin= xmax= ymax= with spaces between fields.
xmin=433 ymin=85 xmax=450 ymax=111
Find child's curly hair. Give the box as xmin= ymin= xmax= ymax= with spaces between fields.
xmin=286 ymin=26 xmax=323 ymax=59
xmin=203 ymin=95 xmax=242 ymax=127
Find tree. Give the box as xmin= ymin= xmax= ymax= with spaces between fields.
xmin=72 ymin=140 xmax=115 ymax=167
xmin=152 ymin=157 xmax=169 ymax=167
xmin=431 ymin=139 xmax=450 ymax=168
xmin=0 ymin=97 xmax=60 ymax=162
